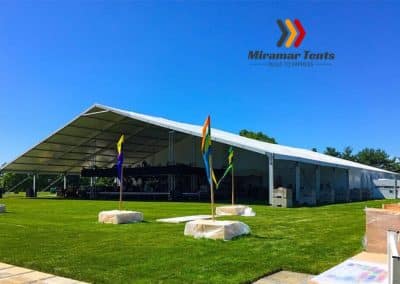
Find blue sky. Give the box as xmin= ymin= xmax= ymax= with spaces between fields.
xmin=0 ymin=1 xmax=399 ymax=164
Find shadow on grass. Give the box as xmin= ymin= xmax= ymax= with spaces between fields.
xmin=98 ymin=220 xmax=151 ymax=225
xmin=0 ymin=211 xmax=15 ymax=214
xmin=248 ymin=234 xmax=270 ymax=240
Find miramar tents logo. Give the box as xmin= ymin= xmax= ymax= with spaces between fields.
xmin=276 ymin=19 xmax=306 ymax=48
xmin=247 ymin=18 xmax=335 ymax=68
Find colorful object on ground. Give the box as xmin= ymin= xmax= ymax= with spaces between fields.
xmin=201 ymin=116 xmax=217 ymax=186
xmin=116 ymin=134 xmax=124 ymax=181
xmin=311 ymin=259 xmax=387 ymax=284
xmin=217 ymin=146 xmax=234 ymax=188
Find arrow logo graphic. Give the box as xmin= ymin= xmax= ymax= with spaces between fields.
xmin=285 ymin=19 xmax=297 ymax=48
xmin=294 ymin=19 xmax=306 ymax=47
xmin=276 ymin=19 xmax=306 ymax=48
xmin=276 ymin=19 xmax=288 ymax=48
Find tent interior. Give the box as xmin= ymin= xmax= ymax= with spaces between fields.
xmin=1 ymin=106 xmax=271 ymax=203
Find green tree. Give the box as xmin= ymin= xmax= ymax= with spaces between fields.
xmin=324 ymin=147 xmax=341 ymax=157
xmin=392 ymin=158 xmax=400 ymax=173
xmin=355 ymin=148 xmax=398 ymax=171
xmin=0 ymin=173 xmax=31 ymax=192
xmin=239 ymin=129 xmax=277 ymax=144
xmin=341 ymin=146 xmax=355 ymax=161
xmin=322 ymin=146 xmax=400 ymax=172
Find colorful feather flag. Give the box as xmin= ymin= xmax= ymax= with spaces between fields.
xmin=116 ymin=134 xmax=124 ymax=181
xmin=201 ymin=116 xmax=217 ymax=186
xmin=217 ymin=146 xmax=234 ymax=188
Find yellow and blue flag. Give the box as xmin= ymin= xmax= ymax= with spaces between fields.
xmin=116 ymin=134 xmax=124 ymax=181
xmin=201 ymin=116 xmax=217 ymax=186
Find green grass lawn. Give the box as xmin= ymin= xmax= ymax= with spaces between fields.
xmin=0 ymin=195 xmax=393 ymax=283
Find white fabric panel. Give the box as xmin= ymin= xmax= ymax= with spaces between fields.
xmin=103 ymin=104 xmax=394 ymax=174
xmin=157 ymin=215 xmax=212 ymax=223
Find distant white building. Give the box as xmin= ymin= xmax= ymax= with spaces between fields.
xmin=373 ymin=179 xmax=399 ymax=199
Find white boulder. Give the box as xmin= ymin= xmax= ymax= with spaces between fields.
xmin=98 ymin=210 xmax=143 ymax=224
xmin=184 ymin=219 xmax=250 ymax=241
xmin=216 ymin=205 xmax=255 ymax=216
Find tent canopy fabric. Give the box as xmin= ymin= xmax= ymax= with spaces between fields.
xmin=1 ymin=104 xmax=397 ymax=175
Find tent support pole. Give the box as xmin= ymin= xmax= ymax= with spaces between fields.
xmin=346 ymin=169 xmax=350 ymax=202
xmin=315 ymin=166 xmax=320 ymax=205
xmin=168 ymin=131 xmax=175 ymax=200
xmin=295 ymin=163 xmax=301 ymax=205
xmin=32 ymin=173 xmax=36 ymax=197
xmin=268 ymin=153 xmax=274 ymax=205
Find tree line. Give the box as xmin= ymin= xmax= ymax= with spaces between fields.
xmin=321 ymin=146 xmax=400 ymax=172
xmin=239 ymin=130 xmax=400 ymax=173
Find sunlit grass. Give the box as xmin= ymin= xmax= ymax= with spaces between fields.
xmin=0 ymin=195 xmax=393 ymax=283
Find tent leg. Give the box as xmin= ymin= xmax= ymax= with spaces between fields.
xmin=295 ymin=163 xmax=300 ymax=205
xmin=268 ymin=153 xmax=274 ymax=205
xmin=32 ymin=174 xmax=36 ymax=197
xmin=168 ymin=131 xmax=175 ymax=200
xmin=346 ymin=169 xmax=350 ymax=202
xmin=315 ymin=166 xmax=320 ymax=205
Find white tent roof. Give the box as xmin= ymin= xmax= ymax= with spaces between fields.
xmin=1 ymin=103 xmax=397 ymax=175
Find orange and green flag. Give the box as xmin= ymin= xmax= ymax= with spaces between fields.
xmin=217 ymin=146 xmax=234 ymax=188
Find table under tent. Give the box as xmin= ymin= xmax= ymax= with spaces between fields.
xmin=78 ymin=165 xmax=213 ymax=201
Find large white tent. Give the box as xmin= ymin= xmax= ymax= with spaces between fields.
xmin=1 ymin=104 xmax=398 ymax=204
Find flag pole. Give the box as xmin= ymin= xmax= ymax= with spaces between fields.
xmin=231 ymin=166 xmax=235 ymax=205
xmin=210 ymin=156 xmax=215 ymax=221
xmin=119 ymin=166 xmax=123 ymax=210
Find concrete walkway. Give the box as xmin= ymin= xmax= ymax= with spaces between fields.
xmin=254 ymin=252 xmax=387 ymax=284
xmin=254 ymin=271 xmax=314 ymax=284
xmin=309 ymin=252 xmax=387 ymax=284
xmin=0 ymin=262 xmax=88 ymax=284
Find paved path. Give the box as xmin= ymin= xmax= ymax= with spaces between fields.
xmin=309 ymin=251 xmax=387 ymax=284
xmin=0 ymin=262 xmax=88 ymax=284
xmin=256 ymin=252 xmax=387 ymax=284
xmin=254 ymin=271 xmax=314 ymax=284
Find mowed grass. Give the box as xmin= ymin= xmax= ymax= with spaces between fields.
xmin=0 ymin=195 xmax=393 ymax=283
